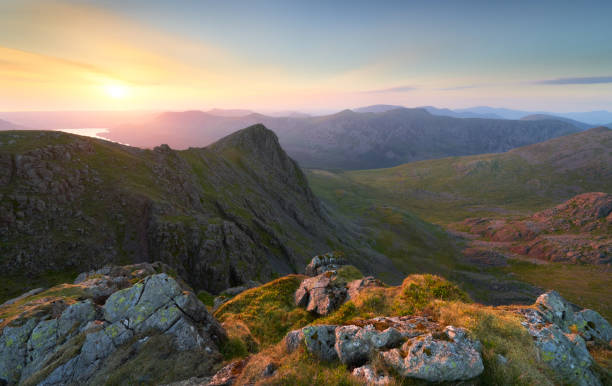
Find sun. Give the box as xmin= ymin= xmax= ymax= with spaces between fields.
xmin=104 ymin=84 xmax=129 ymax=99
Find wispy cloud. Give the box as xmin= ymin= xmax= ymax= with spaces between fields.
xmin=362 ymin=85 xmax=416 ymax=93
xmin=534 ymin=76 xmax=612 ymax=85
xmin=436 ymin=85 xmax=477 ymax=91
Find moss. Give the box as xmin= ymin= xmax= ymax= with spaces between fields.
xmin=197 ymin=290 xmax=215 ymax=307
xmin=333 ymin=265 xmax=363 ymax=284
xmin=214 ymin=275 xmax=316 ymax=347
xmin=220 ymin=337 xmax=249 ymax=360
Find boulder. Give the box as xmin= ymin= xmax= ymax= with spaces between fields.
xmin=295 ymin=272 xmax=347 ymax=315
xmin=304 ymin=252 xmax=348 ymax=276
xmin=302 ymin=325 xmax=338 ymax=361
xmin=0 ymin=269 xmax=225 ymax=385
xmin=335 ymin=325 xmax=371 ymax=366
xmin=381 ymin=326 xmax=484 ymax=382
xmin=520 ymin=307 xmax=602 ymax=386
xmin=535 ymin=290 xmax=612 ymax=344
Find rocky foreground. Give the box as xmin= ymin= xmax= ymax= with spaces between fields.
xmin=1 ymin=256 xmax=611 ymax=385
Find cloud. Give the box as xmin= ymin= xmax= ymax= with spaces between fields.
xmin=534 ymin=76 xmax=612 ymax=85
xmin=362 ymin=85 xmax=416 ymax=93
xmin=437 ymin=85 xmax=477 ymax=91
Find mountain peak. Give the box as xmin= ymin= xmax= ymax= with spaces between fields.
xmin=208 ymin=124 xmax=287 ymax=164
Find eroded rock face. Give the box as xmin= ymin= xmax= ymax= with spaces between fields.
xmin=304 ymin=252 xmax=348 ymax=276
xmin=283 ymin=316 xmax=484 ymax=383
xmin=0 ymin=266 xmax=225 ymax=385
xmin=294 ymin=272 xmax=347 ymax=316
xmin=517 ymin=290 xmax=611 ymax=386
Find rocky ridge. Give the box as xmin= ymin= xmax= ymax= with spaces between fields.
xmin=0 ymin=127 xmax=395 ymax=300
xmin=0 ymin=263 xmax=226 ymax=385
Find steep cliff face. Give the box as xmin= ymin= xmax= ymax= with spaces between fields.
xmin=0 ymin=126 xmax=391 ymax=297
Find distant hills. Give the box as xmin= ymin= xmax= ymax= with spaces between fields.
xmin=333 ymin=126 xmax=612 ymax=222
xmin=100 ymin=107 xmax=584 ymax=170
xmin=0 ymin=118 xmax=29 ymax=131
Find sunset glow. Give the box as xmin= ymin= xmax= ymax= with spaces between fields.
xmin=0 ymin=1 xmax=610 ymax=112
xmin=104 ymin=84 xmax=129 ymax=99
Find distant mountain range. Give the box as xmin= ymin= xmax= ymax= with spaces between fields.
xmin=101 ymin=107 xmax=584 ymax=169
xmin=354 ymin=104 xmax=612 ymax=125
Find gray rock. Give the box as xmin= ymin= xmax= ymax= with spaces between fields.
xmin=284 ymin=329 xmax=305 ymax=353
xmin=0 ymin=318 xmax=38 ymax=384
xmin=335 ymin=325 xmax=371 ymax=366
xmin=382 ymin=326 xmax=484 ymax=382
xmin=573 ymin=309 xmax=612 ymax=343
xmin=2 ymin=269 xmax=225 ymax=385
xmin=302 ymin=325 xmax=338 ymax=361
xmin=295 ymin=272 xmax=347 ymax=315
xmin=520 ymin=308 xmax=601 ymax=386
xmin=304 ymin=252 xmax=348 ymax=276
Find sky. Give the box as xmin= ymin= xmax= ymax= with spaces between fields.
xmin=1 ymin=0 xmax=611 ymax=112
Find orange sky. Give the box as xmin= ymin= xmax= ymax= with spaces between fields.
xmin=1 ymin=1 xmax=611 ymax=112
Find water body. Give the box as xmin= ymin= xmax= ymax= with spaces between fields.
xmin=58 ymin=128 xmax=129 ymax=145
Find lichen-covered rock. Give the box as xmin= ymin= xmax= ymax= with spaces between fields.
xmin=382 ymin=326 xmax=484 ymax=382
xmin=534 ymin=290 xmax=612 ymax=344
xmin=520 ymin=307 xmax=602 ymax=386
xmin=0 ymin=268 xmax=226 ymax=385
xmin=335 ymin=325 xmax=371 ymax=366
xmin=302 ymin=325 xmax=338 ymax=361
xmin=304 ymin=252 xmax=348 ymax=276
xmin=295 ymin=272 xmax=347 ymax=315
xmin=281 ymin=317 xmax=483 ymax=383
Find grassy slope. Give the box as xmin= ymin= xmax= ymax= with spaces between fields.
xmin=342 ymin=127 xmax=612 ymax=224
xmin=306 ymin=129 xmax=612 ymax=323
xmin=306 ymin=170 xmax=466 ymax=284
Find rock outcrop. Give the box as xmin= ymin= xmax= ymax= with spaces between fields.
xmin=458 ymin=192 xmax=612 ymax=265
xmin=0 ymin=263 xmax=226 ymax=385
xmin=517 ymin=291 xmax=612 ymax=386
xmin=304 ymin=252 xmax=348 ymax=276
xmin=283 ymin=316 xmax=484 ymax=383
xmin=295 ymin=272 xmax=348 ymax=315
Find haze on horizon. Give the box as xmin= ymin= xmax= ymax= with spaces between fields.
xmin=1 ymin=0 xmax=611 ymax=113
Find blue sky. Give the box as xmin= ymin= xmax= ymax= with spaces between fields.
xmin=1 ymin=0 xmax=611 ymax=111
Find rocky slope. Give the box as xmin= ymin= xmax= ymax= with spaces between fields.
xmin=0 ymin=126 xmax=395 ymax=301
xmin=3 ymin=260 xmax=610 ymax=385
xmin=102 ymin=108 xmax=583 ymax=169
xmin=457 ymin=192 xmax=611 ymax=265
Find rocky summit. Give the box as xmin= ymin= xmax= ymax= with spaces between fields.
xmin=1 ymin=255 xmax=612 ymax=385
